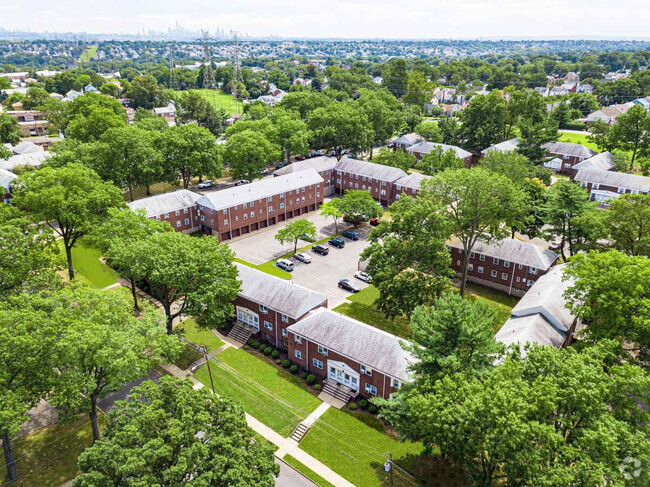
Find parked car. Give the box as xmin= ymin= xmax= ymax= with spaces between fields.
xmin=275 ymin=161 xmax=290 ymax=169
xmin=369 ymin=218 xmax=380 ymax=226
xmin=260 ymin=168 xmax=269 ymax=176
xmin=312 ymin=244 xmax=329 ymax=256
xmin=549 ymin=240 xmax=563 ymax=251
xmin=198 ymin=180 xmax=214 ymax=189
xmin=342 ymin=230 xmax=360 ymax=240
xmin=234 ymin=179 xmax=250 ymax=186
xmin=354 ymin=271 xmax=372 ymax=283
xmin=328 ymin=237 xmax=345 ymax=249
xmin=343 ymin=214 xmax=364 ymax=225
xmin=276 ymin=259 xmax=294 ymax=272
xmin=338 ymin=279 xmax=361 ymax=293
xmin=294 ymin=252 xmax=312 ymax=264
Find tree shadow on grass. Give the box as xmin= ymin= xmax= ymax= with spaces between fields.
xmin=372 ymin=453 xmax=468 ymax=487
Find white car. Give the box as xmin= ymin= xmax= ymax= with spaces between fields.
xmin=294 ymin=252 xmax=312 ymax=264
xmin=354 ymin=271 xmax=372 ymax=283
xmin=198 ymin=180 xmax=214 ymax=189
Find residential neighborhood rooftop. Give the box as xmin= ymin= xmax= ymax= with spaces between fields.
xmin=572 ymin=151 xmax=615 ymax=172
xmin=447 ymin=237 xmax=559 ymax=270
xmin=274 ymin=156 xmax=337 ymax=176
xmin=480 ymin=138 xmax=520 ymax=155
xmin=0 ymin=151 xmax=51 ymax=172
xmin=127 ymin=189 xmax=201 ymax=218
xmin=394 ymin=172 xmax=433 ymax=190
xmin=575 ymin=167 xmax=650 ymax=192
xmin=335 ymin=156 xmax=407 ymax=181
xmin=407 ymin=141 xmax=472 ymax=160
xmin=543 ymin=141 xmax=597 ymax=159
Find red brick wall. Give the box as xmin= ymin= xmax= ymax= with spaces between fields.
xmin=334 ymin=171 xmax=394 ymax=206
xmin=151 ymin=205 xmax=200 ymax=233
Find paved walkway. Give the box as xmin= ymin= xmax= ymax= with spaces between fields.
xmin=301 ymin=402 xmax=330 ymax=428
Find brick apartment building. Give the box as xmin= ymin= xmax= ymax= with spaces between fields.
xmin=542 ymin=141 xmax=597 ymax=175
xmin=127 ymin=189 xmax=201 ymax=233
xmin=195 ymin=169 xmax=324 ymax=242
xmin=334 ymin=156 xmax=407 ymax=207
xmin=479 ymin=138 xmax=520 ymax=159
xmin=406 ymin=141 xmax=473 ymax=167
xmin=571 ymin=151 xmax=615 ymax=173
xmin=233 ymin=263 xmax=327 ymax=350
xmin=287 ymin=309 xmax=413 ymax=400
xmin=391 ymin=173 xmax=433 ymax=201
xmin=574 ymin=167 xmax=650 ymax=204
xmin=389 ymin=133 xmax=424 ymax=151
xmin=274 ymin=156 xmax=337 ymax=196
xmin=6 ymin=110 xmax=51 ymax=137
xmin=448 ymin=238 xmax=559 ymax=296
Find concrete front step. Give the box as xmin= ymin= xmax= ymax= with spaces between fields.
xmin=290 ymin=422 xmax=310 ymax=442
xmin=322 ymin=382 xmax=353 ymax=403
xmin=228 ymin=323 xmax=255 ymax=344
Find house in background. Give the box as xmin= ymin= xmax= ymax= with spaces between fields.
xmin=542 ymin=141 xmax=597 ymax=175
xmin=6 ymin=110 xmax=51 ymax=137
xmin=407 ymin=141 xmax=473 ymax=167
xmin=0 ymin=151 xmax=52 ymax=172
xmin=153 ymin=103 xmax=177 ymax=125
xmin=389 ymin=133 xmax=424 ymax=151
xmin=1 ymin=168 xmax=17 ymax=203
xmin=274 ymin=156 xmax=338 ymax=196
xmin=447 ymin=238 xmax=559 ymax=296
xmin=574 ymin=168 xmax=650 ymax=205
xmin=287 ymin=308 xmax=413 ymax=401
xmin=480 ymin=138 xmax=520 ymax=158
xmin=495 ymin=265 xmax=579 ymax=353
xmin=127 ymin=189 xmax=201 ymax=233
xmin=391 ymin=172 xmax=433 ymax=202
xmin=571 ymin=151 xmax=615 ymax=173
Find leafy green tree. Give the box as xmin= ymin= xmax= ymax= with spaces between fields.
xmin=403 ymin=105 xmax=423 ymax=133
xmin=270 ymin=108 xmax=311 ymax=163
xmin=223 ymin=130 xmax=279 ymax=182
xmin=361 ymin=196 xmax=452 ymax=319
xmin=99 ymin=82 xmax=119 ymax=97
xmin=278 ymin=91 xmax=332 ymax=120
xmin=383 ymin=343 xmax=650 ymax=487
xmin=588 ymin=120 xmax=618 ymax=152
xmin=606 ymin=193 xmax=650 ymax=256
xmin=335 ymin=189 xmax=383 ymax=224
xmin=565 ymin=250 xmax=650 ymax=367
xmin=22 ymin=86 xmax=50 ymax=110
xmin=126 ymin=75 xmax=167 ymax=109
xmin=609 ymin=104 xmax=650 ymax=165
xmin=73 ymin=376 xmax=279 ymax=486
xmin=0 ymin=112 xmax=21 ymax=144
xmin=1 ymin=294 xmax=62 ymax=482
xmin=309 ymin=102 xmax=373 ymax=160
xmin=416 ymin=147 xmax=465 ymax=175
xmin=39 ymin=97 xmax=68 ymax=134
xmin=403 ymin=71 xmax=434 ymax=109
xmin=424 ymin=168 xmax=527 ymax=296
xmin=541 ymin=180 xmax=599 ymax=260
xmin=130 ymin=231 xmax=240 ymax=333
xmin=50 ymin=284 xmax=181 ymax=442
xmin=481 ymin=150 xmax=530 ymax=184
xmin=516 ymin=118 xmax=559 ymax=164
xmin=160 ymin=123 xmax=222 ymax=188
xmin=414 ymin=121 xmax=442 ymax=143
xmin=13 ymin=164 xmax=125 ymax=280
xmin=382 ymin=58 xmax=408 ymax=98
xmin=0 ymin=77 xmax=10 ymax=90
xmin=64 ymin=93 xmax=127 ymax=142
xmin=319 ymin=200 xmax=343 ymax=233
xmin=438 ymin=116 xmax=462 ymax=146
xmin=373 ymin=147 xmax=415 ymax=173
xmin=355 ymin=89 xmax=404 ymax=158
xmin=176 ymin=90 xmax=225 ymax=136
xmin=460 ymin=91 xmax=507 ymax=154
xmin=274 ymin=219 xmax=317 ymax=256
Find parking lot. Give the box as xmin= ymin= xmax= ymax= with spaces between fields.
xmin=227 ymin=209 xmax=372 ymax=308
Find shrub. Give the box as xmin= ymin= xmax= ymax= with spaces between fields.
xmin=290 ymin=364 xmax=299 ymax=374
xmin=247 ymin=338 xmax=259 ymax=348
xmin=282 ymin=359 xmax=290 ymax=368
xmin=243 ymin=344 xmax=249 ymax=350
xmin=263 ymin=346 xmax=272 ymax=356
xmin=271 ymin=350 xmax=279 ymax=359
xmin=276 ymin=359 xmax=281 ymax=365
xmin=349 ymin=403 xmax=358 ymax=410
xmin=368 ymin=405 xmax=378 ymax=414
xmin=301 ymin=372 xmax=308 ymax=379
xmin=306 ymin=374 xmax=316 ymax=385
xmin=314 ymin=384 xmax=322 ymax=391
xmin=359 ymin=399 xmax=368 ymax=409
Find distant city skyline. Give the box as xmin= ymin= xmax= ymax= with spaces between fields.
xmin=1 ymin=0 xmax=649 ymax=40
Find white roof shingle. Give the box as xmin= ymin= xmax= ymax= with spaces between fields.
xmin=335 ymin=157 xmax=407 ymax=182
xmin=274 ymin=156 xmax=337 ymax=176
xmin=394 ymin=172 xmax=433 ymax=190
xmin=543 ymin=141 xmax=597 ymax=159
xmin=572 ymin=151 xmax=615 ymax=172
xmin=0 ymin=152 xmax=51 ymax=172
xmin=407 ymin=141 xmax=472 ymax=160
xmin=127 ymin=189 xmax=201 ymax=218
xmin=0 ymin=168 xmax=17 ymax=191
xmin=480 ymin=138 xmax=520 ymax=155
xmin=575 ymin=168 xmax=650 ymax=193
xmin=447 ymin=238 xmax=559 ymax=271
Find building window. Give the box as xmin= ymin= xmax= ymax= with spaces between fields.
xmin=527 ymin=279 xmax=534 ymax=286
xmin=360 ymin=365 xmax=372 ymax=376
xmin=259 ymin=305 xmax=268 ymax=314
xmin=313 ymin=358 xmax=323 ymax=369
xmin=264 ymin=321 xmax=273 ymax=331
xmin=468 ymin=264 xmax=474 ymax=271
xmin=210 ymin=219 xmax=214 ymax=226
xmin=301 ymin=197 xmax=306 ymax=202
xmin=501 ymin=272 xmax=508 ymax=281
xmin=175 ymin=210 xmax=180 ymax=216
xmin=470 ymin=252 xmax=475 ymax=258
xmin=479 ymin=254 xmax=485 ymax=261
xmin=295 ymin=350 xmax=302 ymax=360
xmin=365 ymin=384 xmax=377 ymax=395
xmin=281 ymin=314 xmax=289 ymax=323
xmin=516 ymin=277 xmax=521 ymax=282
xmin=235 ymin=216 xmax=238 ymax=222
xmin=518 ymin=263 xmax=523 ymax=270
xmin=223 ymin=209 xmax=227 ymax=215
xmin=391 ymin=378 xmax=401 ymax=389
xmin=250 ymin=212 xmax=254 ymax=218
xmin=295 ymin=335 xmax=302 ymax=344
xmin=176 ymin=221 xmax=181 ymax=228
xmin=243 ymin=203 xmax=247 ymax=209
xmin=530 ymin=268 xmax=538 ymax=275
xmin=491 ymin=270 xmax=498 ymax=278
xmin=504 ymin=261 xmax=510 ymax=268
xmin=478 ymin=266 xmax=484 ymax=274
xmin=267 ymin=196 xmax=272 ymax=202
xmin=381 ymin=190 xmax=386 ymax=196
xmin=184 ymin=208 xmax=189 ymax=214
xmin=200 ymin=216 xmax=205 ymax=222
xmin=268 ymin=206 xmax=273 ymax=213
xmin=250 ymin=201 xmax=254 ymax=207
xmin=280 ymin=203 xmax=285 ymax=209
xmin=493 ymin=257 xmax=499 ymax=265
xmin=282 ymin=329 xmax=288 ymax=337
xmin=164 ymin=212 xmax=169 ymax=218
xmin=156 ymin=216 xmax=161 ymax=220
xmin=243 ymin=213 xmax=248 ymax=221
xmin=224 ymin=219 xmax=228 ymax=226
xmin=317 ymin=345 xmax=328 ymax=356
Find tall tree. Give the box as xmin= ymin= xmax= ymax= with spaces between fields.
xmin=319 ymin=200 xmax=344 ymax=233
xmin=606 ymin=193 xmax=650 ymax=257
xmin=176 ymin=90 xmax=225 ymax=136
xmin=309 ymin=102 xmax=373 ymax=160
xmin=335 ymin=189 xmax=383 ymax=224
xmin=373 ymin=147 xmax=415 ymax=173
xmin=130 ymin=231 xmax=241 ymax=333
xmin=269 ymin=108 xmax=311 ymax=164
xmin=424 ymin=168 xmax=527 ymax=296
xmin=355 ymin=89 xmax=404 ymax=158
xmin=516 ymin=118 xmax=559 ymax=164
xmin=361 ymin=196 xmax=452 ymax=319
xmin=0 ymin=112 xmax=21 ymax=145
xmin=609 ymin=104 xmax=650 ymax=165
xmin=160 ymin=123 xmax=222 ymax=189
xmin=274 ymin=219 xmax=317 ymax=256
xmin=416 ymin=147 xmax=465 ymax=175
xmin=64 ymin=93 xmax=127 ymax=142
xmin=126 ymin=75 xmax=167 ymax=109
xmin=73 ymin=376 xmax=279 ymax=486
xmin=415 ymin=121 xmax=443 ymax=143
xmin=50 ymin=285 xmax=181 ymax=442
xmin=382 ymin=58 xmax=408 ymax=98
xmin=460 ymin=92 xmax=507 ymax=154
xmin=223 ymin=130 xmax=279 ymax=182
xmin=13 ymin=164 xmax=125 ymax=280
xmin=402 ymin=71 xmax=434 ymax=109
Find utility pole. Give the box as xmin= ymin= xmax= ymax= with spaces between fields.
xmin=204 ymin=351 xmax=216 ymax=394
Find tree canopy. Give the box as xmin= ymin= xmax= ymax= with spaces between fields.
xmin=274 ymin=219 xmax=317 ymax=256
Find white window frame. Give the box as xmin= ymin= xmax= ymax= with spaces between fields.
xmin=295 ymin=350 xmax=302 ymax=359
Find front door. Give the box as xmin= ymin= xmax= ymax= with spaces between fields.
xmin=328 ymin=361 xmax=359 ymax=392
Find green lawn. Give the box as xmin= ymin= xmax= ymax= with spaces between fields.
xmin=461 ymin=282 xmax=518 ymax=333
xmin=175 ymin=318 xmax=224 ymax=352
xmin=175 ymin=89 xmax=243 ymax=116
xmin=194 ymin=348 xmax=321 ymax=436
xmin=59 ymin=239 xmax=119 ymax=288
xmin=0 ymin=415 xmax=103 ymax=486
xmin=235 ymin=258 xmax=292 ymax=280
xmin=300 ymin=408 xmax=463 ymax=487
xmin=557 ymin=131 xmax=599 ymax=151
xmin=283 ymin=455 xmax=336 ymax=487
xmin=80 ymin=46 xmax=98 ymax=63
xmin=125 ymin=181 xmax=183 ymax=202
xmin=333 ymin=285 xmax=412 ymax=338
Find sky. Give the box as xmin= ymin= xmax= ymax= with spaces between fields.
xmin=1 ymin=0 xmax=649 ymax=39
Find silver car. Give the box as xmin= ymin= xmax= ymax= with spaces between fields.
xmin=294 ymin=252 xmax=312 ymax=264
xmin=354 ymin=271 xmax=372 ymax=283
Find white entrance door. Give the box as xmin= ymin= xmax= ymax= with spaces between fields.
xmin=236 ymin=306 xmax=259 ymax=331
xmin=328 ymin=361 xmax=359 ymax=392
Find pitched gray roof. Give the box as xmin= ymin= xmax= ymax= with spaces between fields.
xmin=393 ymin=133 xmax=424 ymax=147
xmin=11 ymin=141 xmax=44 ymax=155
xmin=575 ymin=168 xmax=650 ymax=193
xmin=0 ymin=168 xmax=16 ymax=191
xmin=286 ymin=308 xmax=414 ymax=381
xmin=480 ymin=138 xmax=520 ymax=155
xmin=274 ymin=156 xmax=337 ymax=176
xmin=0 ymin=151 xmax=51 ymax=171
xmin=543 ymin=141 xmax=597 ymax=159
xmin=335 ymin=157 xmax=407 ymax=182
xmin=447 ymin=238 xmax=559 ymax=270
xmin=196 ymin=170 xmax=324 ymax=211
xmin=394 ymin=172 xmax=433 ymax=190
xmin=495 ymin=314 xmax=566 ymax=350
xmin=407 ymin=141 xmax=472 ymax=160
xmin=235 ymin=263 xmax=327 ymax=319
xmin=572 ymin=151 xmax=615 ymax=172
xmin=127 ymin=189 xmax=201 ymax=217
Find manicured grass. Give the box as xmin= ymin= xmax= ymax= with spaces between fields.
xmin=194 ymin=348 xmax=321 ymax=436
xmin=59 ymin=239 xmax=119 ymax=289
xmin=235 ymin=258 xmax=292 ymax=280
xmin=80 ymin=46 xmax=98 ymax=63
xmin=333 ymin=285 xmax=412 ymax=338
xmin=283 ymin=455 xmax=336 ymax=487
xmin=300 ymin=408 xmax=451 ymax=487
xmin=176 ymin=318 xmax=224 ymax=352
xmin=461 ymin=282 xmax=518 ymax=333
xmin=175 ymin=89 xmax=243 ymax=116
xmin=0 ymin=415 xmax=103 ymax=486
xmin=125 ymin=181 xmax=183 ymax=202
